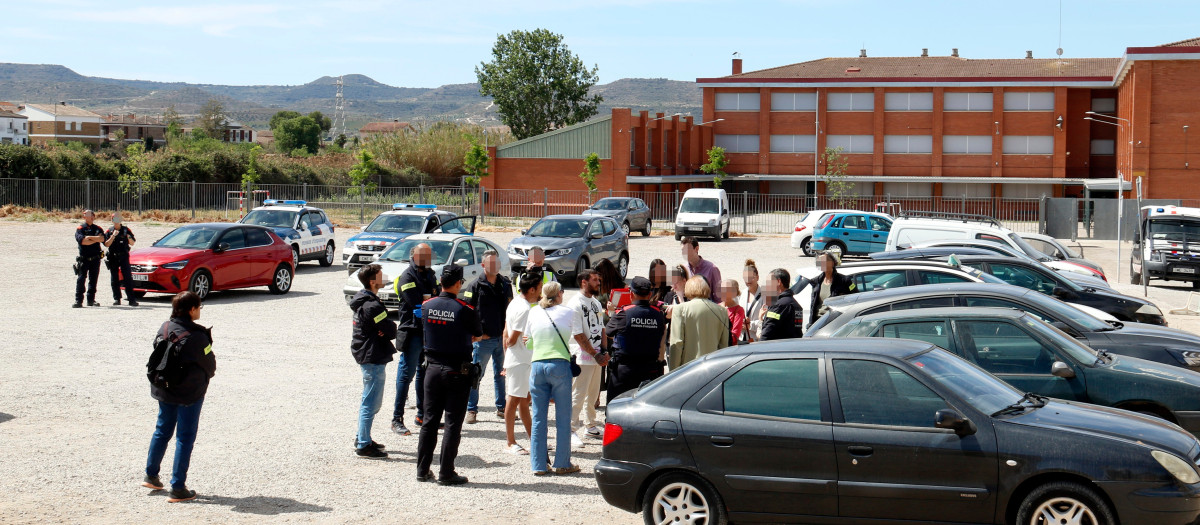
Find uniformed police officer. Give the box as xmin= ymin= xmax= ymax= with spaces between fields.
xmin=760 ymin=268 xmax=803 ymax=340
xmin=605 ymin=277 xmax=668 ymax=400
xmin=73 ymin=209 xmax=106 ymax=308
xmin=391 ymin=243 xmax=440 ymax=435
xmin=415 ymin=264 xmax=483 ymax=486
xmin=105 ymin=213 xmax=139 ymax=306
xmin=513 ymin=246 xmax=557 ymax=286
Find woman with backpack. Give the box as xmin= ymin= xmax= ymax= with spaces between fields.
xmin=142 ymin=291 xmax=215 ymax=503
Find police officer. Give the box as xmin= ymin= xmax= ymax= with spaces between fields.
xmin=391 ymin=243 xmax=440 ymax=435
xmin=513 ymin=246 xmax=557 ymax=286
xmin=760 ymin=268 xmax=803 ymax=341
xmin=105 ymin=213 xmax=139 ymax=306
xmin=605 ymin=277 xmax=668 ymax=400
xmin=73 ymin=209 xmax=106 ymax=308
xmin=415 ymin=264 xmax=482 ymax=486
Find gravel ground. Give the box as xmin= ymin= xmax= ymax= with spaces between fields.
xmin=0 ymin=218 xmax=1193 ymax=524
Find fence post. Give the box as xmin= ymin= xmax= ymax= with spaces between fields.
xmin=34 ymin=177 xmax=38 ymax=209
xmin=460 ymin=178 xmax=466 ymax=214
xmin=86 ymin=178 xmax=91 ymax=210
xmin=138 ymin=179 xmax=143 ymax=216
xmin=302 ymin=182 xmax=307 ymax=202
xmin=543 ymin=188 xmax=549 ymax=217
xmin=960 ymin=194 xmax=966 ymax=215
xmin=1039 ymin=196 xmax=1047 ymax=235
xmin=419 ymin=184 xmax=425 ymax=204
xmin=674 ymin=189 xmax=680 ymax=225
xmin=191 ymin=180 xmax=196 ymax=219
xmin=359 ymin=184 xmax=365 ymax=223
xmin=742 ymin=191 xmax=748 ymax=233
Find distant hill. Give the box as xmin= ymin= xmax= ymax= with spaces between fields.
xmin=0 ymin=63 xmax=701 ymax=130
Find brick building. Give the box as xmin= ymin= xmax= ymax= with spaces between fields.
xmin=19 ymin=103 xmax=103 ymax=147
xmin=101 ymin=114 xmax=166 ymax=147
xmin=0 ymin=110 xmax=28 ymax=145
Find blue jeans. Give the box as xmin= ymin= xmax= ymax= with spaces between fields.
xmin=467 ymin=337 xmax=505 ymax=413
xmin=356 ymin=363 xmax=387 ymax=449
xmin=393 ymin=331 xmax=425 ymax=422
xmin=530 ymin=359 xmax=573 ymax=472
xmin=145 ymin=398 xmax=204 ymax=490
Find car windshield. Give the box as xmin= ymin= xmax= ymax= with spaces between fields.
xmin=379 ymin=239 xmax=453 ymax=264
xmin=366 ymin=214 xmax=426 ymax=233
xmin=1019 ymin=291 xmax=1112 ymax=331
xmin=679 ymin=197 xmax=719 ymax=214
xmin=1022 ymin=315 xmax=1099 ymax=363
xmin=797 ymin=212 xmax=811 ymax=224
xmin=527 ymin=218 xmax=590 ymax=238
xmin=963 ymin=267 xmax=1007 ymax=284
xmin=1149 ymin=219 xmax=1200 ymax=242
xmin=591 ymin=199 xmax=628 ymax=211
xmin=153 ymin=226 xmax=223 ymax=249
xmin=241 ymin=209 xmax=297 ymax=229
xmin=1009 ymin=233 xmax=1053 ymax=261
xmin=907 ymin=347 xmax=1022 ymax=415
xmin=1057 ymin=240 xmax=1083 ymax=258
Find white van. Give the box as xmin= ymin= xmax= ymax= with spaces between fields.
xmin=674 ymin=188 xmax=731 ymax=241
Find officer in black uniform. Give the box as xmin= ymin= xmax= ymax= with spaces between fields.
xmin=605 ymin=277 xmax=668 ymax=401
xmin=415 ymin=264 xmax=482 ymax=486
xmin=74 ymin=209 xmax=106 ymax=308
xmin=760 ymin=268 xmax=803 ymax=340
xmin=104 ymin=213 xmax=139 ymax=306
xmin=391 ymin=243 xmax=440 ymax=435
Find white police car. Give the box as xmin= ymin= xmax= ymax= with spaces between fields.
xmin=343 ymin=203 xmax=467 ymax=272
xmin=238 ymin=200 xmax=336 ymax=266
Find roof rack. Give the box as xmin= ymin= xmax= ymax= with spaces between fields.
xmin=898 ymin=210 xmax=1002 ymax=228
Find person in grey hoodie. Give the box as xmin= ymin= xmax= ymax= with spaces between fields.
xmin=349 ymin=263 xmax=398 ymax=458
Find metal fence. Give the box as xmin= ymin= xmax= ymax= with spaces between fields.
xmin=0 ymin=177 xmax=1046 ymax=235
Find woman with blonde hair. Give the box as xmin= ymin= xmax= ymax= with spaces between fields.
xmin=667 ymin=276 xmax=730 ymax=370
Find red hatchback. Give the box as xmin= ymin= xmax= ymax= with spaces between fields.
xmin=128 ymin=223 xmax=295 ymax=301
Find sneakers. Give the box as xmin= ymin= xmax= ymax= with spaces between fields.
xmin=415 ymin=416 xmax=444 ymax=429
xmin=141 ymin=475 xmax=164 ymax=490
xmin=72 ymin=302 xmax=82 ymax=308
xmin=113 ymin=299 xmax=121 ymax=306
xmin=355 ymin=446 xmax=388 ymax=459
xmin=416 ymin=471 xmax=435 ymax=483
xmin=504 ymin=443 xmax=529 ymax=455
xmin=570 ymin=433 xmax=584 ymax=448
xmin=88 ymin=301 xmax=102 ymax=307
xmin=391 ymin=420 xmax=411 ymax=436
xmin=167 ymin=486 xmax=197 ymax=503
xmin=437 ymin=473 xmax=469 ymax=486
xmin=465 ymin=411 xmax=477 ymax=424
xmin=128 ymin=300 xmax=139 ymax=307
xmin=352 ymin=438 xmax=385 ymax=450
xmin=553 ymin=464 xmax=582 ymax=475
xmin=585 ymin=425 xmax=603 ymax=439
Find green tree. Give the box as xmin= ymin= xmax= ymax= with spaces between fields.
xmin=822 ymin=146 xmax=854 ymax=207
xmin=119 ymin=142 xmax=157 ymax=197
xmin=275 ymin=116 xmax=321 ymax=155
xmin=307 ymin=111 xmax=332 ymax=133
xmin=475 ymin=29 xmax=602 ymax=140
xmin=334 ymin=134 xmax=348 ymax=148
xmin=462 ymin=140 xmax=489 ymax=186
xmin=269 ymin=110 xmax=303 ymax=131
xmin=579 ymin=152 xmax=601 ymax=201
xmin=242 ymin=144 xmax=263 ymax=195
xmin=197 ymin=99 xmax=227 ymax=140
xmin=163 ymin=104 xmax=183 ymax=128
xmin=700 ymin=146 xmax=729 ymax=188
xmin=348 ymin=150 xmax=382 ymax=195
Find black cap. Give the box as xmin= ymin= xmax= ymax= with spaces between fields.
xmin=630 ymin=276 xmax=653 ymax=296
xmin=441 ymin=263 xmax=464 ymax=287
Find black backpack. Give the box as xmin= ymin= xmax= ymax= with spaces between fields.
xmin=147 ymin=323 xmax=190 ymax=389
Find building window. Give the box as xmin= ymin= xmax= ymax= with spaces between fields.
xmin=827 ymin=93 xmax=874 ymax=111
xmin=1090 ymin=139 xmax=1115 ymax=155
xmin=629 ymin=128 xmax=637 ymax=166
xmin=676 ymin=131 xmax=683 ymax=166
xmin=943 ymin=183 xmax=993 ymax=198
xmin=770 ymin=92 xmax=817 ymax=111
xmin=1003 ymin=92 xmax=1055 ymax=111
xmin=769 ymin=135 xmax=817 ymax=153
xmin=884 ymin=92 xmax=933 ymax=111
xmin=1091 ymin=98 xmax=1116 ymax=113
xmin=1002 ymin=135 xmax=1054 ymax=154
xmin=826 ymin=135 xmax=873 ymax=154
xmin=1003 ymin=183 xmax=1052 ymax=198
xmin=944 ymin=92 xmax=993 ymax=111
xmin=715 ymin=92 xmax=760 ymax=111
xmin=883 ymin=135 xmax=933 ymax=154
xmin=942 ymin=135 xmax=992 ymax=154
xmin=714 ymin=134 xmax=760 ymax=153
xmin=883 ymin=182 xmax=932 ymax=197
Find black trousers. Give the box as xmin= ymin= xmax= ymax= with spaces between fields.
xmin=75 ymin=258 xmax=101 ymax=303
xmin=416 ymin=363 xmax=471 ymax=478
xmin=607 ymin=360 xmax=663 ymax=402
xmin=109 ymin=254 xmax=135 ymax=301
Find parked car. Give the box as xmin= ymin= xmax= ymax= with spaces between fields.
xmin=583 ymin=197 xmax=653 ymax=237
xmin=238 ymin=199 xmax=336 ymax=267
xmin=790 ymin=209 xmax=858 ymax=256
xmin=810 ymin=211 xmax=893 ymax=257
xmin=342 ymin=203 xmax=464 ymax=272
xmin=596 ymin=337 xmax=1200 ymax=524
xmin=1131 ymin=205 xmax=1200 ymax=287
xmin=1019 ymin=232 xmax=1104 ymax=276
xmin=807 ymin=283 xmax=1200 ymax=373
xmin=674 ymin=188 xmax=730 ymax=241
xmin=507 ymin=215 xmax=629 ymax=284
xmin=913 ymin=238 xmax=1109 ymax=284
xmin=129 ymin=223 xmax=294 ymax=301
xmin=343 ymin=233 xmax=507 ymax=309
xmin=870 ymin=245 xmax=1013 ymax=261
xmin=829 ymin=307 xmax=1200 ymax=434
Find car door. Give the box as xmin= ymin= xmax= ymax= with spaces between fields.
xmin=951 ymin=318 xmax=1085 ymax=400
xmin=679 ymin=356 xmax=838 ymax=519
xmin=584 ymin=220 xmax=607 ymax=263
xmin=211 ymin=227 xmax=251 ymax=287
xmin=873 ymin=320 xmax=955 ymax=352
xmin=450 ymin=239 xmax=480 ymax=285
xmin=434 ymin=216 xmax=476 ymax=235
xmin=295 ymin=211 xmax=315 ymax=257
xmin=830 ymin=357 xmax=998 ymax=523
xmin=602 ymin=219 xmax=621 ymax=260
xmin=840 ymin=215 xmax=870 ymax=253
xmin=243 ymin=227 xmax=276 ymax=283
xmin=633 ymin=199 xmax=650 ymax=229
xmin=867 ymin=216 xmax=892 ymax=253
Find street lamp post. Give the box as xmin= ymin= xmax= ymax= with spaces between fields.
xmin=1085 ymin=111 xmax=1133 ymax=284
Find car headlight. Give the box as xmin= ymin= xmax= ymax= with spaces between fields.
xmin=162 ymin=260 xmax=188 ymax=270
xmin=1177 ymin=351 xmax=1200 ymax=367
xmin=507 ymin=246 xmax=518 ymax=255
xmin=546 ymin=247 xmax=573 ymax=257
xmin=707 ymin=219 xmax=717 ymax=226
xmin=345 ymin=241 xmax=356 ymax=250
xmin=1151 ymin=251 xmax=1163 ymax=262
xmin=1137 ymin=304 xmax=1164 ymax=316
xmin=1152 ymin=450 xmax=1200 ymax=484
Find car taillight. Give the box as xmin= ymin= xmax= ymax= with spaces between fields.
xmin=602 ymin=423 xmax=623 ymax=447
xmin=795 ymin=224 xmax=807 ymax=232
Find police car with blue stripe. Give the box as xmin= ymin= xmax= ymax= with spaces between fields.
xmin=239 ymin=200 xmax=337 ymax=266
xmin=343 ymin=203 xmax=465 ymax=273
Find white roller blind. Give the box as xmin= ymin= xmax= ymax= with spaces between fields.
xmin=770 ymin=92 xmax=817 ymax=111
xmin=885 ymin=92 xmax=933 ymax=111
xmin=1091 ymin=139 xmax=1115 ymax=155
xmin=826 ymin=135 xmax=874 ymax=154
xmin=715 ymin=92 xmax=759 ymax=111
xmin=943 ymin=183 xmax=993 ymax=198
xmin=1003 ymin=135 xmax=1054 ymax=154
xmin=943 ymin=135 xmax=992 ymax=154
xmin=769 ymin=135 xmax=817 ymax=153
xmin=944 ymin=92 xmax=992 ymax=111
xmin=1004 ymin=92 xmax=1055 ymax=111
xmin=883 ymin=135 xmax=933 ymax=153
xmin=883 ymin=182 xmax=932 ymax=197
xmin=828 ymin=93 xmax=873 ymax=111
xmin=715 ymin=134 xmax=760 ymax=153
xmin=1003 ymin=183 xmax=1052 ymax=198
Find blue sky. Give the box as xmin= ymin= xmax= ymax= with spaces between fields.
xmin=9 ymin=0 xmax=1200 ymax=88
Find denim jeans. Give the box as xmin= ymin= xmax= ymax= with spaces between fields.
xmin=145 ymin=398 xmax=204 ymax=490
xmin=530 ymin=359 xmax=573 ymax=472
xmin=356 ymin=363 xmax=387 ymax=449
xmin=467 ymin=337 xmax=505 ymax=413
xmin=393 ymin=331 xmax=425 ymax=422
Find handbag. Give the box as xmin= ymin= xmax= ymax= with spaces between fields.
xmin=544 ymin=309 xmax=582 ymax=377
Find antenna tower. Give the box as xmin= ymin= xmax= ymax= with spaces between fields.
xmin=332 ymin=75 xmax=346 ymax=140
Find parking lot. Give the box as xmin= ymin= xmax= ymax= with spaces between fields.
xmin=1 ymin=217 xmax=1198 ymax=523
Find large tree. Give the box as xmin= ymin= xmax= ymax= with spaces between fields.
xmin=475 ymin=29 xmax=602 ymax=140
xmin=269 ymin=110 xmax=303 ymax=131
xmin=196 ymin=99 xmax=228 ymax=140
xmin=274 ymin=116 xmax=321 ymax=155
xmin=307 ymin=111 xmax=332 ymax=133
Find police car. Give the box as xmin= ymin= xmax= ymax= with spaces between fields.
xmin=343 ymin=203 xmax=465 ymax=273
xmin=342 ymin=230 xmax=496 ymax=309
xmin=239 ymin=200 xmax=336 ymax=266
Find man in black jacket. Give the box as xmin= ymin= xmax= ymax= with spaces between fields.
xmin=463 ymin=250 xmax=513 ymax=423
xmin=143 ymin=291 xmax=216 ymax=503
xmin=391 ymin=243 xmax=440 ymax=435
xmin=760 ymin=268 xmax=803 ymax=341
xmin=350 ymin=263 xmax=397 ymax=458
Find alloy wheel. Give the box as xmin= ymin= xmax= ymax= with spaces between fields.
xmin=651 ymin=482 xmax=710 ymax=525
xmin=1030 ymin=496 xmax=1097 ymax=525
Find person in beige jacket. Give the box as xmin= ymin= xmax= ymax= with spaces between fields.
xmin=667 ymin=276 xmax=731 ymax=370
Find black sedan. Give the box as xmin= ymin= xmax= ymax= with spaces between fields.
xmin=597 ymin=338 xmax=1200 ymax=524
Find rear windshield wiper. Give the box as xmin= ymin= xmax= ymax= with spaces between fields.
xmin=991 ymin=392 xmax=1048 ymax=417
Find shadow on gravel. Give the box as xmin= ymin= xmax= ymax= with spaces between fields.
xmin=469 ymin=481 xmax=600 ymax=496
xmin=196 ymin=495 xmax=332 ymax=515
xmin=0 ymin=412 xmax=14 ymax=424
xmin=452 ymin=454 xmax=507 ymax=469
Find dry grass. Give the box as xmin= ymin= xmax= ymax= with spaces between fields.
xmin=0 ymin=205 xmax=235 ymax=225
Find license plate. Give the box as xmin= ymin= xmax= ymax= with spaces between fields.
xmin=357 ymin=254 xmax=376 ymax=262
xmin=1175 ymin=267 xmax=1197 ymax=274
xmin=689 ymin=227 xmax=703 ymax=232
xmin=132 ymin=274 xmax=149 ymax=281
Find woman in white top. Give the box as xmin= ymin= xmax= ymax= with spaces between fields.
xmin=500 ymin=274 xmax=542 ymax=455
xmin=740 ymin=259 xmax=764 ymax=343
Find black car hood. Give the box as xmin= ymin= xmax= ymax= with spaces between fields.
xmin=1079 ymin=287 xmax=1152 ymax=307
xmin=1106 ymin=322 xmax=1200 ymax=346
xmin=509 ymin=236 xmax=583 ymax=250
xmin=1004 ymin=399 xmax=1199 ymax=456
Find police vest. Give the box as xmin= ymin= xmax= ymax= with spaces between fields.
xmin=614 ymin=303 xmax=666 ymax=364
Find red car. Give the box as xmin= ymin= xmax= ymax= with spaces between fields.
xmin=128 ymin=223 xmax=295 ymax=301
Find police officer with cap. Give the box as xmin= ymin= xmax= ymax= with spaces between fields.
xmin=415 ymin=263 xmax=482 ymax=486
xmin=604 ymin=276 xmax=668 ymax=400
xmin=73 ymin=209 xmax=106 ymax=308
xmin=104 ymin=212 xmax=138 ymax=306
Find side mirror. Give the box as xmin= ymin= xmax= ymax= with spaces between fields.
xmin=455 ymin=258 xmax=469 ymax=267
xmin=591 ymin=231 xmax=603 ymax=239
xmin=214 ymin=242 xmax=230 ymax=253
xmin=1051 ymin=286 xmax=1078 ymax=300
xmin=934 ymin=409 xmax=977 ymax=437
xmin=1051 ymin=361 xmax=1076 ymax=378
xmin=520 ymin=229 xmax=528 ymax=236
xmin=721 ymin=209 xmax=729 ymax=216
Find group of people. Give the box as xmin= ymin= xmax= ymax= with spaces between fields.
xmin=73 ymin=209 xmax=139 ymax=307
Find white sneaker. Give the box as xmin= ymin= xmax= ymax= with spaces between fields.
xmin=570 ymin=433 xmax=584 ymax=448
xmin=585 ymin=425 xmax=603 ymax=438
xmin=504 ymin=443 xmax=529 ymax=455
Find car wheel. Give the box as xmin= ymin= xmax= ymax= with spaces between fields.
xmin=269 ymin=263 xmax=293 ymax=294
xmin=617 ymin=253 xmax=629 ymax=280
xmin=1129 ymin=262 xmax=1141 ymax=286
xmin=825 ymin=242 xmax=846 ymax=259
xmin=621 ymin=222 xmax=631 ymax=236
xmin=1015 ymin=481 xmax=1115 ymax=525
xmin=801 ymin=237 xmax=813 ymax=257
xmin=722 ymin=225 xmax=730 ymax=239
xmin=292 ymin=245 xmax=301 ymax=266
xmin=319 ymin=242 xmax=335 ymax=267
xmin=189 ymin=270 xmax=211 ymax=301
xmin=641 ymin=473 xmax=727 ymax=525
xmin=674 ymin=233 xmax=681 ymax=241
xmin=573 ymin=257 xmax=589 ymax=287
xmin=642 ymin=219 xmax=652 ymax=237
